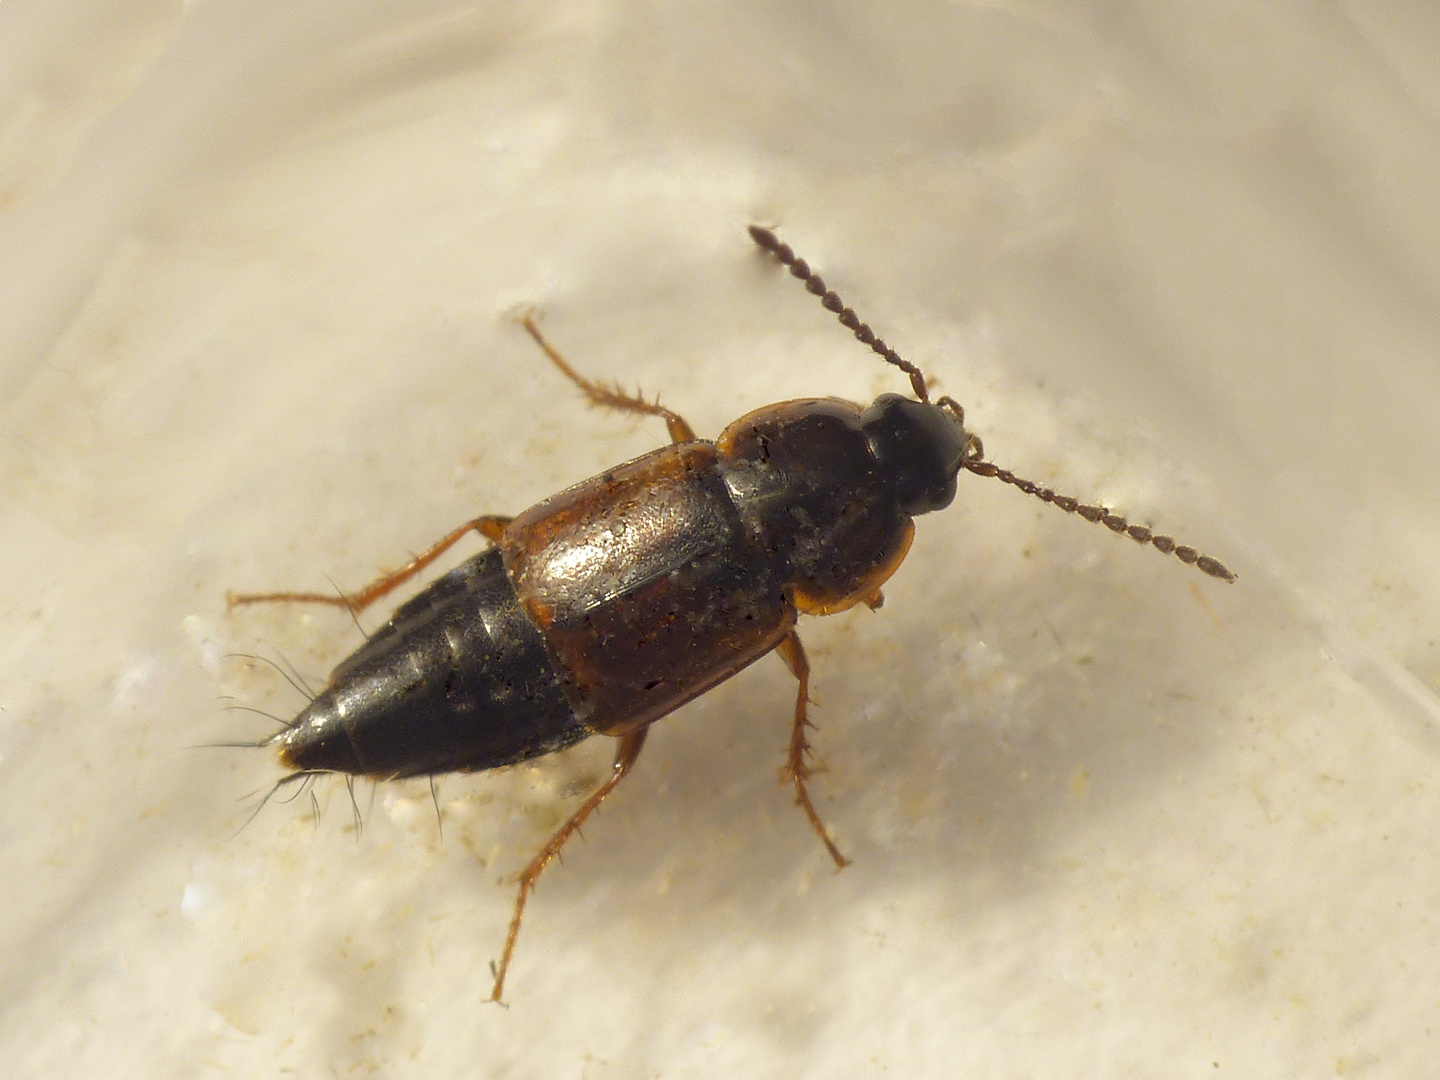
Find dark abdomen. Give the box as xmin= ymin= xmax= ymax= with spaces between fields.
xmin=277 ymin=548 xmax=587 ymax=777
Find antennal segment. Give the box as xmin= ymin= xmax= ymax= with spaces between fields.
xmin=964 ymin=459 xmax=1236 ymax=582
xmin=749 ymin=225 xmax=930 ymax=402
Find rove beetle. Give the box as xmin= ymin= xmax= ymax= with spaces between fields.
xmin=229 ymin=225 xmax=1235 ymax=1002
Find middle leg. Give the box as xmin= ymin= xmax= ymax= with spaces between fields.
xmin=518 ymin=311 xmax=696 ymax=444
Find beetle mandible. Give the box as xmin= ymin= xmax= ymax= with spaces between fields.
xmin=229 ymin=225 xmax=1235 ymax=1002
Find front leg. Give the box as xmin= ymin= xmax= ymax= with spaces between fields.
xmin=775 ymin=629 xmax=850 ymax=869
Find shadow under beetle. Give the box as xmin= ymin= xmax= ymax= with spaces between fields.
xmin=229 ymin=225 xmax=1235 ymax=1002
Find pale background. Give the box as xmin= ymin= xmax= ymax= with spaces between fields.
xmin=2 ymin=2 xmax=1438 ymax=1077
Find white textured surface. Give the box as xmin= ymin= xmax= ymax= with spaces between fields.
xmin=3 ymin=2 xmax=1439 ymax=1077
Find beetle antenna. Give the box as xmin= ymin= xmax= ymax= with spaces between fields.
xmin=751 ymin=225 xmax=1235 ymax=584
xmin=749 ymin=225 xmax=931 ymax=402
xmin=962 ymin=454 xmax=1236 ymax=582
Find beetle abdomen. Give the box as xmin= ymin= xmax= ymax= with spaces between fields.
xmin=276 ymin=548 xmax=587 ymax=777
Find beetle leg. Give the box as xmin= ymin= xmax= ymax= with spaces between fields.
xmin=775 ymin=630 xmax=851 ymax=870
xmin=489 ymin=725 xmax=649 ymax=1004
xmin=228 ymin=514 xmax=512 ymax=614
xmin=518 ymin=311 xmax=697 ymax=444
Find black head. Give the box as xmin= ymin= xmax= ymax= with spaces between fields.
xmin=861 ymin=394 xmax=967 ymax=515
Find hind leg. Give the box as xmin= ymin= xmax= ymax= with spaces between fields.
xmin=228 ymin=514 xmax=511 ymax=614
xmin=489 ymin=726 xmax=649 ymax=1003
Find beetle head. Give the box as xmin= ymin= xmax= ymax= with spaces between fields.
xmin=861 ymin=393 xmax=968 ymax=515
